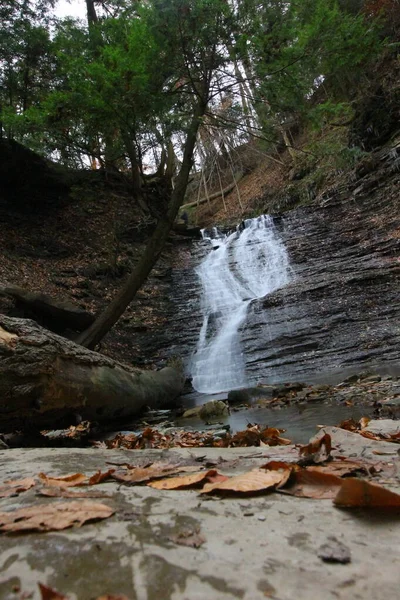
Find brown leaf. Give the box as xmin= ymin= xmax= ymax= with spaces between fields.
xmin=38 ymin=583 xmax=68 ymax=600
xmin=306 ymin=460 xmax=369 ymax=478
xmin=299 ymin=433 xmax=332 ymax=463
xmin=281 ymin=469 xmax=342 ymax=499
xmin=38 ymin=473 xmax=88 ymax=488
xmin=201 ymin=468 xmax=290 ymax=495
xmin=88 ymin=469 xmax=115 ymax=485
xmin=0 ymin=501 xmax=114 ymax=533
xmin=259 ymin=428 xmax=292 ymax=446
xmin=112 ymin=463 xmax=198 ymax=484
xmin=169 ymin=528 xmax=206 ymax=548
xmin=148 ymin=469 xmax=227 ymax=490
xmin=334 ymin=478 xmax=400 ymax=508
xmin=38 ymin=488 xmax=111 ymax=499
xmin=338 ymin=419 xmax=359 ymax=432
xmin=359 ymin=417 xmax=371 ymax=429
xmin=260 ymin=461 xmax=293 ymax=488
xmin=0 ymin=477 xmax=36 ymax=498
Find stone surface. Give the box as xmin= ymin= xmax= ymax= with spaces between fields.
xmin=0 ymin=428 xmax=399 ymax=600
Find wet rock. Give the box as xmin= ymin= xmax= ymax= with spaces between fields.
xmin=363 ymin=419 xmax=400 ymax=437
xmin=199 ymin=400 xmax=229 ymax=420
xmin=273 ymin=382 xmax=306 ymax=397
xmin=182 ymin=406 xmax=202 ymax=418
xmin=228 ymin=387 xmax=274 ymax=404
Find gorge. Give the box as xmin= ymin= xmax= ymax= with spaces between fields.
xmin=136 ymin=140 xmax=400 ymax=391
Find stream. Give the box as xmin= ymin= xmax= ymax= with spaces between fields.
xmin=171 ymin=391 xmax=372 ymax=444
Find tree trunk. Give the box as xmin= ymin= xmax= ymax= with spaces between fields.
xmin=76 ymin=98 xmax=207 ymax=350
xmin=0 ymin=286 xmax=95 ymax=333
xmin=0 ymin=315 xmax=184 ymax=433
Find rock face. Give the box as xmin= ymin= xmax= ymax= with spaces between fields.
xmin=147 ymin=142 xmax=400 ymax=386
xmin=241 ymin=146 xmax=400 ymax=384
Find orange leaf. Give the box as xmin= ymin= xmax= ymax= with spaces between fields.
xmin=148 ymin=469 xmax=227 ymax=490
xmin=88 ymin=469 xmax=115 ymax=485
xmin=306 ymin=460 xmax=369 ymax=478
xmin=38 ymin=473 xmax=88 ymax=488
xmin=299 ymin=433 xmax=332 ymax=463
xmin=0 ymin=477 xmax=36 ymax=498
xmin=359 ymin=417 xmax=371 ymax=429
xmin=281 ymin=469 xmax=342 ymax=499
xmin=338 ymin=419 xmax=358 ymax=432
xmin=0 ymin=501 xmax=114 ymax=533
xmin=38 ymin=583 xmax=68 ymax=600
xmin=200 ymin=468 xmax=290 ymax=495
xmin=111 ymin=463 xmax=198 ymax=484
xmin=334 ymin=478 xmax=400 ymax=508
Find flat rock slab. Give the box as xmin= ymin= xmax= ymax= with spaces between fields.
xmin=0 ymin=429 xmax=399 ymax=600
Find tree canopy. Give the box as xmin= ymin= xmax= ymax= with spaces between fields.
xmin=1 ymin=1 xmax=389 ymax=176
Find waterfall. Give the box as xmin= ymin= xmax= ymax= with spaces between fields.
xmin=191 ymin=215 xmax=291 ymax=394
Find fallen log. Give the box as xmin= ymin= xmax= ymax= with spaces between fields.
xmin=0 ymin=286 xmax=95 ymax=333
xmin=180 ymin=171 xmax=243 ymax=210
xmin=0 ymin=315 xmax=184 ymax=433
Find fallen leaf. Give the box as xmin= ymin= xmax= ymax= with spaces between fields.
xmin=359 ymin=417 xmax=371 ymax=429
xmin=201 ymin=468 xmax=290 ymax=495
xmin=334 ymin=478 xmax=400 ymax=508
xmin=0 ymin=477 xmax=36 ymax=498
xmin=260 ymin=427 xmax=292 ymax=446
xmin=306 ymin=460 xmax=369 ymax=478
xmin=260 ymin=461 xmax=294 ymax=488
xmin=0 ymin=501 xmax=114 ymax=533
xmin=88 ymin=469 xmax=115 ymax=485
xmin=338 ymin=418 xmax=359 ymax=432
xmin=38 ymin=473 xmax=88 ymax=488
xmin=38 ymin=583 xmax=68 ymax=600
xmin=38 ymin=488 xmax=111 ymax=499
xmin=280 ymin=469 xmax=342 ymax=499
xmin=299 ymin=433 xmax=332 ymax=464
xmin=318 ymin=537 xmax=351 ymax=564
xmin=168 ymin=527 xmax=205 ymax=548
xmin=148 ymin=469 xmax=227 ymax=490
xmin=112 ymin=463 xmax=198 ymax=484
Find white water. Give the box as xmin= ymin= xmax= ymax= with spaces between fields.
xmin=191 ymin=215 xmax=291 ymax=393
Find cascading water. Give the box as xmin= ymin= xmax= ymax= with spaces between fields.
xmin=191 ymin=215 xmax=291 ymax=394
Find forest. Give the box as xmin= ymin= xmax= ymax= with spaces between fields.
xmin=1 ymin=2 xmax=400 ymax=598
xmin=1 ymin=0 xmax=397 ymax=346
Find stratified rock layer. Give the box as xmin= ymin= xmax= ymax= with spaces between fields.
xmin=152 ymin=143 xmax=400 ymax=385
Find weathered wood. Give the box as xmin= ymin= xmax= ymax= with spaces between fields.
xmin=0 ymin=315 xmax=184 ymax=433
xmin=0 ymin=286 xmax=95 ymax=332
xmin=181 ymin=171 xmax=243 ymax=210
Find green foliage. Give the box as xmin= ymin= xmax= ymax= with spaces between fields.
xmin=0 ymin=0 xmax=388 ymax=184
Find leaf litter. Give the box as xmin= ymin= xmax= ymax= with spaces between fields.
xmin=1 ymin=431 xmax=400 ymax=539
xmin=0 ymin=477 xmax=36 ymax=498
xmin=93 ymin=424 xmax=292 ymax=450
xmin=0 ymin=501 xmax=114 ymax=533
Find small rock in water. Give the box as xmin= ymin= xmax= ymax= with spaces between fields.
xmin=199 ymin=400 xmax=229 ymax=420
xmin=182 ymin=406 xmax=202 ymax=418
xmin=318 ymin=537 xmax=351 ymax=564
